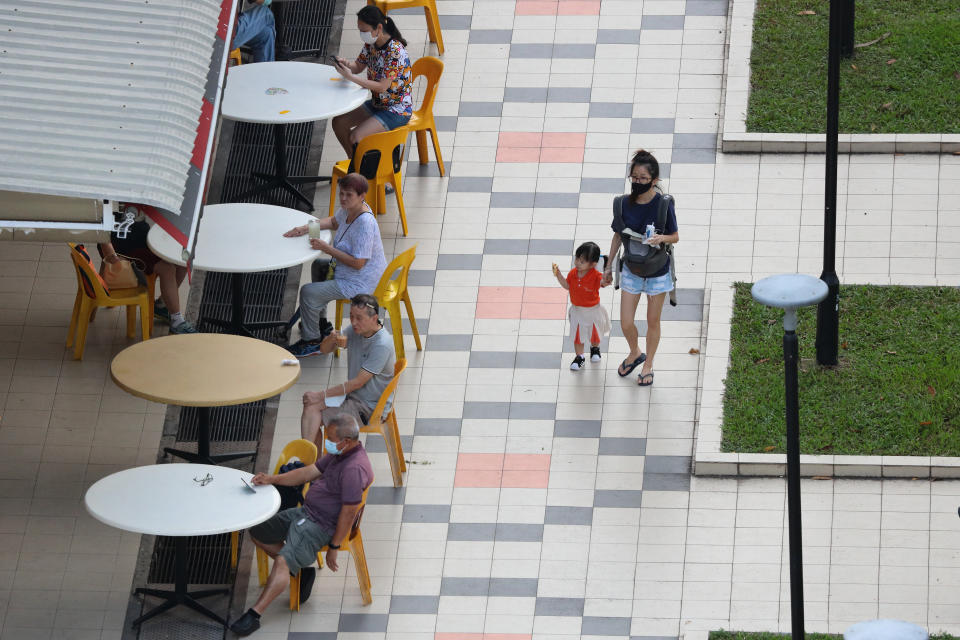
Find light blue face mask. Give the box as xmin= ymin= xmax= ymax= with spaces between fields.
xmin=324 ymin=439 xmax=342 ymax=456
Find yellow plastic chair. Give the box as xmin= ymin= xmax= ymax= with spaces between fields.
xmin=66 ymin=243 xmax=152 ymax=360
xmin=368 ymin=0 xmax=444 ymax=55
xmin=329 ymin=126 xmax=410 ymax=236
xmin=289 ymin=482 xmax=374 ymax=609
xmin=333 ymin=246 xmax=421 ymax=360
xmin=360 ymin=359 xmax=407 ymax=487
xmin=237 ymin=439 xmax=318 ymax=569
xmin=407 ymin=56 xmax=445 ymax=176
xmin=229 ymin=48 xmax=243 ymax=66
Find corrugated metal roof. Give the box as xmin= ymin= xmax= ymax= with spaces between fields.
xmin=0 ymin=0 xmax=223 ymax=214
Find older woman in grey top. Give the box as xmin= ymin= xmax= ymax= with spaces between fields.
xmin=283 ymin=172 xmax=387 ymax=358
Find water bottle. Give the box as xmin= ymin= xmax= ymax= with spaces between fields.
xmin=308 ymin=219 xmax=321 ymax=239
xmin=645 ymin=224 xmax=655 ymax=242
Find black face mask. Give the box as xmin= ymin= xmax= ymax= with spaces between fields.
xmin=630 ymin=180 xmax=654 ymax=198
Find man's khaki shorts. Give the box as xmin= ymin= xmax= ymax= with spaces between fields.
xmin=249 ymin=507 xmax=331 ymax=575
xmin=321 ymin=395 xmax=371 ymax=430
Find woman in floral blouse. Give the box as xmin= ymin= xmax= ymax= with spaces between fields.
xmin=331 ymin=5 xmax=413 ymax=156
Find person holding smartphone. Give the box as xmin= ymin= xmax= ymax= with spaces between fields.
xmin=330 ymin=5 xmax=413 ymax=156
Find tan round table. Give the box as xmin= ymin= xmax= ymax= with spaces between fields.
xmin=111 ymin=333 xmax=300 ymax=464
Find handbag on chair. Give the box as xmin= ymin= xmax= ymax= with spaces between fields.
xmin=99 ymin=255 xmax=147 ymax=289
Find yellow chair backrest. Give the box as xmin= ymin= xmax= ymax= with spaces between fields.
xmin=411 ymin=56 xmax=443 ymax=119
xmin=353 ymin=126 xmax=410 ymax=183
xmin=350 ymin=482 xmax=373 ymax=538
xmin=272 ymin=439 xmax=319 ymax=474
xmin=364 ymin=359 xmax=406 ymax=429
xmin=374 ymin=245 xmax=416 ymax=304
xmin=68 ymin=243 xmax=112 ymax=300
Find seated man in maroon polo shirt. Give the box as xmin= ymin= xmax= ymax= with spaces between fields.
xmin=230 ymin=414 xmax=373 ymax=637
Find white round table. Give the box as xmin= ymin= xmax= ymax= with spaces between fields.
xmin=148 ymin=203 xmax=330 ymax=337
xmin=221 ymin=61 xmax=367 ymax=210
xmin=85 ymin=464 xmax=280 ymax=627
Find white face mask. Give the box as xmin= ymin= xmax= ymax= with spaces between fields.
xmin=359 ymin=29 xmax=377 ymax=45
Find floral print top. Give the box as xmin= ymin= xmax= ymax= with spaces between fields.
xmin=356 ymin=39 xmax=413 ymax=116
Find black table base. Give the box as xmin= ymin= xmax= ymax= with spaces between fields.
xmin=201 ymin=272 xmax=289 ymax=340
xmin=133 ymin=537 xmax=229 ymax=627
xmin=236 ymin=124 xmax=330 ymax=211
xmin=164 ymin=406 xmax=255 ymax=466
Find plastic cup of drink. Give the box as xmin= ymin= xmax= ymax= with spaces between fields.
xmin=308 ymin=220 xmax=321 ymax=239
xmin=336 ymin=334 xmax=348 ymax=349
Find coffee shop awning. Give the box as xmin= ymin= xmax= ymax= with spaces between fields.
xmin=0 ymin=0 xmax=238 ymax=250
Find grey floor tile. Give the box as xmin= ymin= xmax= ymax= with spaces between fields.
xmin=515 ymin=352 xmax=562 ymax=369
xmin=582 ymin=616 xmax=633 ymax=636
xmin=642 ymin=472 xmax=691 ymax=492
xmin=686 ymin=0 xmax=728 ymax=14
xmin=589 ymin=102 xmax=634 ymax=118
xmin=288 ymin=633 xmax=339 ymax=640
xmin=676 ymin=288 xmax=705 ymax=305
xmin=534 ymin=192 xmax=580 ymax=209
xmin=544 ymin=506 xmax=594 ymax=525
xmin=631 ymin=118 xmax=676 ymax=134
xmin=673 ymin=133 xmax=717 ymax=149
xmin=468 ymin=29 xmax=513 ymax=44
xmin=463 ymin=401 xmax=511 ymax=419
xmin=671 ymin=148 xmax=716 ymax=164
xmin=599 ymin=437 xmax=647 ymax=456
xmin=365 ymin=434 xmax=413 ymax=454
xmin=643 ymin=456 xmax=691 ymax=474
xmin=528 ymin=239 xmax=574 ymax=255
xmin=641 ymin=15 xmax=686 ymax=29
xmin=459 ymin=102 xmax=504 ymax=117
xmin=510 ymin=43 xmax=553 ymax=58
xmin=338 ymin=614 xmax=389 ymax=632
xmin=440 ymin=577 xmax=490 ymax=596
xmin=581 ymin=177 xmax=626 ymax=193
xmin=448 ymin=522 xmax=497 ymax=541
xmin=661 ymin=303 xmax=703 ymax=321
xmin=470 ymin=351 xmax=516 ymax=368
xmin=547 ymin=87 xmax=592 ymax=103
xmin=593 ymin=490 xmax=643 ymax=508
xmin=407 ymin=269 xmax=436 ymax=286
xmin=366 ymin=486 xmax=406 ymax=505
xmin=440 ymin=14 xmax=473 ymax=29
xmin=426 ymin=334 xmax=473 ymax=351
xmin=491 ymin=192 xmax=536 ymax=208
xmin=495 ymin=523 xmax=544 ymax=542
xmin=389 ymin=595 xmax=440 ymax=614
xmin=415 ymin=418 xmax=463 ymax=436
xmin=402 ymin=504 xmax=451 ymax=523
xmin=554 ymin=420 xmax=601 ymax=438
xmin=436 ymin=254 xmax=484 ymax=270
xmin=632 ymin=636 xmax=679 ymax=639
xmin=509 ymin=402 xmax=556 ymax=420
xmin=534 ymin=597 xmax=585 ymax=617
xmin=435 ymin=115 xmax=459 ymax=131
xmin=407 ymin=161 xmax=451 ymax=178
xmin=447 ymin=176 xmax=495 ymax=192
xmin=596 ymin=29 xmax=640 ymax=44
xmin=660 ymin=162 xmax=672 ymax=178
xmin=489 ymin=577 xmax=539 ymax=597
xmin=504 ymin=87 xmax=548 ymax=102
xmin=484 ymin=239 xmax=530 ymax=255
xmin=553 ymin=44 xmax=596 ymax=58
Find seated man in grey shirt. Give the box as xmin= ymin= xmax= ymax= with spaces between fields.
xmin=300 ymin=293 xmax=396 ymax=446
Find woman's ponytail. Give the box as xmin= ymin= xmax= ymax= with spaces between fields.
xmin=383 ymin=16 xmax=407 ymax=47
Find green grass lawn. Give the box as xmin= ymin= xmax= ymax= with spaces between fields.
xmin=722 ymin=284 xmax=960 ymax=456
xmin=746 ymin=0 xmax=960 ymax=133
xmin=711 ymin=632 xmax=958 ymax=640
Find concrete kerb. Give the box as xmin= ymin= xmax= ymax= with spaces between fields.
xmin=718 ymin=0 xmax=960 ymax=154
xmin=692 ymin=280 xmax=960 ymax=479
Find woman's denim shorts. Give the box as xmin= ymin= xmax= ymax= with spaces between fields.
xmin=620 ymin=267 xmax=674 ymax=296
xmin=363 ymin=100 xmax=411 ymax=131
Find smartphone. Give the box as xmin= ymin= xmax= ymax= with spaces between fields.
xmin=241 ymin=477 xmax=257 ymax=493
xmin=329 ymin=55 xmax=342 ymax=67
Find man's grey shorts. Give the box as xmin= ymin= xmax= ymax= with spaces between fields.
xmin=250 ymin=507 xmax=332 ymax=575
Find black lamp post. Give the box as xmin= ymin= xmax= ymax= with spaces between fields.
xmin=752 ymin=274 xmax=828 ymax=640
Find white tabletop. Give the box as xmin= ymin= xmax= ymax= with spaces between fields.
xmin=84 ymin=464 xmax=280 ymax=537
xmin=221 ymin=61 xmax=368 ymax=124
xmin=147 ymin=203 xmax=331 ymax=273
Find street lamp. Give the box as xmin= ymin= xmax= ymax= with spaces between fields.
xmin=752 ymin=273 xmax=828 ymax=640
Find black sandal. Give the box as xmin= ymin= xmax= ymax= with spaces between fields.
xmin=638 ymin=372 xmax=655 ymax=387
xmin=617 ymin=353 xmax=646 ymax=377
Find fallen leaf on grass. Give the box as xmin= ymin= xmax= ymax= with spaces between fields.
xmin=797 ymin=10 xmax=816 ymax=15
xmin=855 ymin=32 xmax=891 ymax=48
xmin=689 ymin=347 xmax=700 ymax=354
xmin=885 ymin=350 xmax=897 ymax=354
xmin=881 ymin=102 xmax=893 ymax=111
xmin=920 ymin=421 xmax=932 ymax=426
xmin=841 ymin=341 xmax=849 ymax=349
xmin=851 ymin=64 xmax=858 ymax=71
xmin=755 ymin=358 xmax=770 ymax=364
xmin=928 ymin=385 xmax=936 ymax=396
xmin=886 ymin=58 xmax=897 ymax=65
xmin=766 ymin=319 xmax=776 ymax=325
xmin=763 ymin=445 xmax=776 ymax=452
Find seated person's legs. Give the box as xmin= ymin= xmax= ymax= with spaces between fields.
xmin=332 ymin=106 xmax=373 ymax=157
xmin=153 ymin=260 xmax=195 ymax=333
xmin=234 ymin=4 xmax=276 ymax=63
xmin=297 ymin=279 xmax=346 ymax=343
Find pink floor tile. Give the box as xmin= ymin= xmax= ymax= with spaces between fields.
xmin=501 ymin=469 xmax=550 ymax=488
xmin=522 ymin=287 xmax=569 ymax=303
xmin=558 ymin=0 xmax=601 ymax=14
xmin=477 ymin=301 xmax=523 ymax=319
xmin=514 ymin=0 xmax=558 ymax=15
xmin=497 ymin=147 xmax=543 ymax=163
xmin=457 ymin=453 xmax=505 ymax=469
xmin=498 ymin=131 xmax=543 ymax=148
xmin=520 ymin=302 xmax=568 ymax=320
xmin=540 ymin=147 xmax=584 ymax=163
xmin=455 ymin=468 xmax=504 ymax=488
xmin=478 ymin=286 xmax=524 ymax=303
xmin=541 ymin=132 xmax=587 ymax=148
xmin=503 ymin=453 xmax=551 ymax=471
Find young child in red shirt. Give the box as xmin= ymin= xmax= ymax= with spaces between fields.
xmin=552 ymin=242 xmax=612 ymax=371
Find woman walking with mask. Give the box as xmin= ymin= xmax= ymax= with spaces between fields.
xmin=330 ymin=5 xmax=413 ymax=156
xmin=602 ymin=149 xmax=679 ymax=387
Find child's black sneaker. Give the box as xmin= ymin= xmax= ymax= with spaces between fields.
xmin=570 ymin=355 xmax=586 ymax=371
xmin=589 ymin=346 xmax=602 ymax=362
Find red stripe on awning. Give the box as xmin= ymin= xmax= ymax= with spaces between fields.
xmin=191 ymin=98 xmax=214 ymax=170
xmin=142 ymin=204 xmax=188 ymax=247
xmin=217 ymin=0 xmax=233 ymax=40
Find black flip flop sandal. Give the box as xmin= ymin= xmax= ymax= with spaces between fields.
xmin=617 ymin=353 xmax=646 ymax=377
xmin=638 ymin=372 xmax=655 ymax=386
